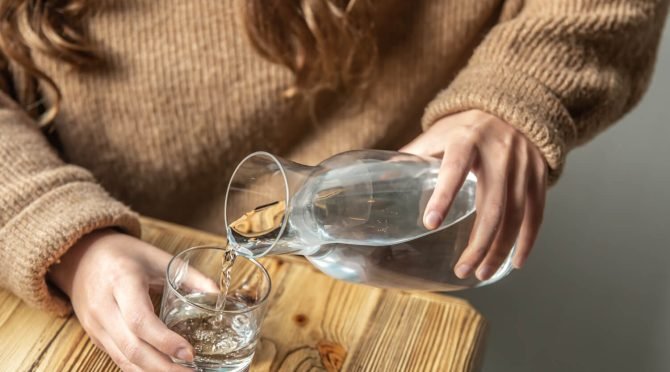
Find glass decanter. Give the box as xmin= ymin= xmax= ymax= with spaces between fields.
xmin=224 ymin=150 xmax=514 ymax=291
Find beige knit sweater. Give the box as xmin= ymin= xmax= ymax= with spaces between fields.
xmin=0 ymin=0 xmax=667 ymax=315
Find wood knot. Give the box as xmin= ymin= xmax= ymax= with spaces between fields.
xmin=293 ymin=313 xmax=308 ymax=326
xmin=318 ymin=340 xmax=347 ymax=372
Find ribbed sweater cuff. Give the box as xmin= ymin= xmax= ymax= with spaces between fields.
xmin=422 ymin=64 xmax=577 ymax=183
xmin=0 ymin=182 xmax=140 ymax=316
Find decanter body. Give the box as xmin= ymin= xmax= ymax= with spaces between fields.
xmin=225 ymin=150 xmax=514 ymax=291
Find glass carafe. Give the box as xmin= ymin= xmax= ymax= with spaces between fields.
xmin=224 ymin=150 xmax=514 ymax=291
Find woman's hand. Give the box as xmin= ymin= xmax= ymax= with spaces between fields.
xmin=401 ymin=110 xmax=548 ymax=281
xmin=48 ymin=229 xmax=198 ymax=372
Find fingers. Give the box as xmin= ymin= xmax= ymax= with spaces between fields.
xmin=476 ymin=143 xmax=529 ymax=280
xmin=95 ymin=329 xmax=142 ymax=372
xmin=99 ymin=296 xmax=192 ymax=372
xmin=169 ymin=256 xmax=220 ymax=294
xmin=141 ymin=245 xmax=217 ymax=293
xmin=454 ymin=151 xmax=509 ymax=279
xmin=400 ymin=110 xmax=549 ymax=279
xmin=423 ymin=138 xmax=476 ymax=229
xmin=514 ymin=155 xmax=547 ymax=268
xmin=82 ymin=317 xmax=141 ymax=372
xmin=113 ymin=276 xmax=194 ymax=362
xmin=183 ymin=267 xmax=220 ymax=293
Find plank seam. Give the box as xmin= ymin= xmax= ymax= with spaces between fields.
xmin=27 ymin=314 xmax=73 ymax=372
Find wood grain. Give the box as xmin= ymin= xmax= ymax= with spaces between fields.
xmin=0 ymin=217 xmax=487 ymax=371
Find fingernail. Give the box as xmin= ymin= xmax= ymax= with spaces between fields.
xmin=175 ymin=347 xmax=194 ymax=362
xmin=424 ymin=211 xmax=442 ymax=229
xmin=477 ymin=265 xmax=495 ymax=280
xmin=455 ymin=264 xmax=472 ymax=278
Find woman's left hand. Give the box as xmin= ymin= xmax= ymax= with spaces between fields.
xmin=400 ymin=109 xmax=548 ymax=281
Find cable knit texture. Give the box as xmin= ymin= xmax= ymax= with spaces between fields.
xmin=0 ymin=0 xmax=667 ymax=314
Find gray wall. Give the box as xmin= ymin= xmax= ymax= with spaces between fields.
xmin=456 ymin=24 xmax=670 ymax=372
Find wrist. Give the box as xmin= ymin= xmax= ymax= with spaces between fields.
xmin=47 ymin=228 xmax=120 ymax=297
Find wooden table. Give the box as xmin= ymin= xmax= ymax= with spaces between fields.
xmin=0 ymin=218 xmax=487 ymax=371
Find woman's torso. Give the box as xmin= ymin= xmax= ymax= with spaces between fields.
xmin=31 ymin=0 xmax=505 ymax=234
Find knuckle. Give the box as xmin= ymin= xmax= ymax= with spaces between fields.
xmin=112 ymin=259 xmax=139 ymax=280
xmin=494 ymin=133 xmax=515 ymax=150
xmin=120 ymin=339 xmax=142 ymax=362
xmin=87 ymin=301 xmax=104 ymax=316
xmin=156 ymin=333 xmax=179 ymax=354
xmin=465 ymin=109 xmax=491 ymax=124
xmin=459 ymin=125 xmax=482 ymax=144
xmin=127 ymin=312 xmax=146 ymax=333
xmin=106 ymin=267 xmax=125 ymax=285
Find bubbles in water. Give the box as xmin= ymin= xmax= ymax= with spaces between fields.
xmin=213 ymin=334 xmax=237 ymax=352
xmin=193 ymin=328 xmax=215 ymax=342
xmin=232 ymin=314 xmax=250 ymax=329
xmin=206 ymin=315 xmax=223 ymax=328
xmin=166 ymin=294 xmax=258 ymax=364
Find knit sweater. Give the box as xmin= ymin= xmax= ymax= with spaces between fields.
xmin=0 ymin=0 xmax=667 ymax=315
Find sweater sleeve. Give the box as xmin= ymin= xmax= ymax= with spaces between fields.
xmin=0 ymin=93 xmax=141 ymax=316
xmin=422 ymin=0 xmax=669 ymax=181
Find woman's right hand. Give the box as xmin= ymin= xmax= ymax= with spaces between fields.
xmin=48 ymin=229 xmax=200 ymax=372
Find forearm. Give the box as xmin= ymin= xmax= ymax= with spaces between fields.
xmin=0 ymin=96 xmax=140 ymax=315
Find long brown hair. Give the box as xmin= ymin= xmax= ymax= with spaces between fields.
xmin=0 ymin=0 xmax=377 ymax=127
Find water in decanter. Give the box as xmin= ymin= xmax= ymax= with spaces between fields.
xmin=225 ymin=159 xmax=506 ymax=291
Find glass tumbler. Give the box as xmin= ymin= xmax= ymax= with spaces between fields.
xmin=160 ymin=246 xmax=271 ymax=372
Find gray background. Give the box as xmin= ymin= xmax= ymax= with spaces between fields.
xmin=456 ymin=23 xmax=670 ymax=372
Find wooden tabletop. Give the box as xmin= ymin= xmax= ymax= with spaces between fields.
xmin=0 ymin=218 xmax=487 ymax=372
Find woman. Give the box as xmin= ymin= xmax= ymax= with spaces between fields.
xmin=0 ymin=0 xmax=667 ymax=370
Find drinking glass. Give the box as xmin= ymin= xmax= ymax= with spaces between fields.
xmin=160 ymin=246 xmax=271 ymax=372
